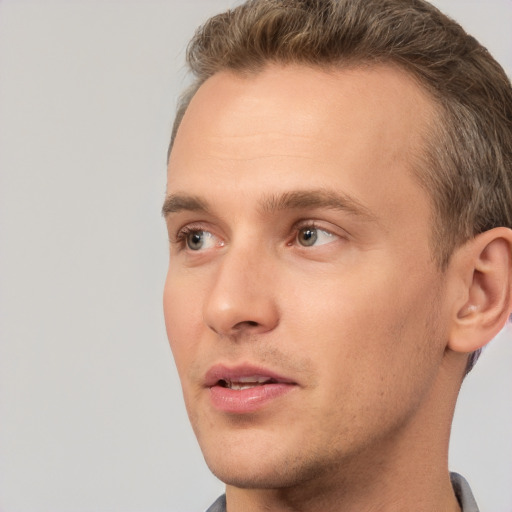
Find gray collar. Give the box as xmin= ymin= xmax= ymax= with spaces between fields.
xmin=451 ymin=472 xmax=480 ymax=512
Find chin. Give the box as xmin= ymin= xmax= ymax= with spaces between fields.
xmin=207 ymin=458 xmax=315 ymax=490
xmin=200 ymin=435 xmax=333 ymax=490
xmin=210 ymin=466 xmax=287 ymax=489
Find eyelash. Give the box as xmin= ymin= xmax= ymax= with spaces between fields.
xmin=293 ymin=220 xmax=322 ymax=234
xmin=171 ymin=220 xmax=338 ymax=251
xmin=172 ymin=223 xmax=208 ymax=245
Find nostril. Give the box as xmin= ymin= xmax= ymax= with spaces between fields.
xmin=233 ymin=320 xmax=260 ymax=332
xmin=233 ymin=320 xmax=259 ymax=329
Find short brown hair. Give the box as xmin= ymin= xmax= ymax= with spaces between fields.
xmin=169 ymin=0 xmax=512 ymax=272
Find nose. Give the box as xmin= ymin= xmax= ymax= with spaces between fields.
xmin=202 ymin=244 xmax=280 ymax=338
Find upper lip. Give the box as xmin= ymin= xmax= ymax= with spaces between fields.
xmin=204 ymin=363 xmax=296 ymax=388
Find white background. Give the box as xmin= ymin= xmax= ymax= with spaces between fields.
xmin=0 ymin=1 xmax=511 ymax=511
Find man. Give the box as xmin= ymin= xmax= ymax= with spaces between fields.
xmin=162 ymin=0 xmax=512 ymax=510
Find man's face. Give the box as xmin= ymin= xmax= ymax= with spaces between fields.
xmin=164 ymin=64 xmax=452 ymax=488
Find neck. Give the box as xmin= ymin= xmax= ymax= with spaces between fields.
xmin=227 ymin=472 xmax=461 ymax=512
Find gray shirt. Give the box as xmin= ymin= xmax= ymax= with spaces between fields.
xmin=451 ymin=472 xmax=480 ymax=512
xmin=205 ymin=473 xmax=479 ymax=512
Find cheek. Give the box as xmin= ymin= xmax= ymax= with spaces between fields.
xmin=163 ymin=270 xmax=204 ymax=375
xmin=282 ymin=260 xmax=440 ymax=382
xmin=286 ymin=272 xmax=443 ymax=446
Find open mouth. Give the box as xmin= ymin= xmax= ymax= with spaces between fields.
xmin=217 ymin=376 xmax=279 ymax=390
xmin=205 ymin=365 xmax=297 ymax=413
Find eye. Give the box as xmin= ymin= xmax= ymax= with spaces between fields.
xmin=184 ymin=230 xmax=217 ymax=251
xmin=296 ymin=226 xmax=335 ymax=247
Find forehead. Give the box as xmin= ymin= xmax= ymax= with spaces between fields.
xmin=167 ymin=64 xmax=436 ymax=236
xmin=170 ymin=63 xmax=435 ymax=163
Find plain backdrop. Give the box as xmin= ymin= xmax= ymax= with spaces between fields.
xmin=0 ymin=1 xmax=511 ymax=511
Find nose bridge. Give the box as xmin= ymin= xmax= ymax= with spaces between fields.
xmin=202 ymin=237 xmax=279 ymax=336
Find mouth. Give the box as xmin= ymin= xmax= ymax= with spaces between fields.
xmin=216 ymin=376 xmax=279 ymax=390
xmin=205 ymin=364 xmax=295 ymax=388
xmin=204 ymin=364 xmax=297 ymax=414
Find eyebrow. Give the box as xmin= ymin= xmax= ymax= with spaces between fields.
xmin=162 ymin=189 xmax=376 ymax=222
xmin=161 ymin=194 xmax=210 ymax=217
xmin=260 ymin=189 xmax=376 ymax=220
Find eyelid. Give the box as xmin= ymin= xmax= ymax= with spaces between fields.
xmin=170 ymin=222 xmax=211 ymax=244
xmin=293 ymin=219 xmax=348 ymax=239
xmin=170 ymin=221 xmax=226 ymax=254
xmin=169 ymin=218 xmax=347 ymax=251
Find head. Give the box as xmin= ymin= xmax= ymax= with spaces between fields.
xmin=169 ymin=0 xmax=512 ymax=373
xmin=163 ymin=0 xmax=512 ymax=501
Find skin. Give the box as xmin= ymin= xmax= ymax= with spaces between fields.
xmin=163 ymin=64 xmax=468 ymax=512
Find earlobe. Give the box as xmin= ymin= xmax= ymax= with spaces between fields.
xmin=448 ymin=227 xmax=512 ymax=354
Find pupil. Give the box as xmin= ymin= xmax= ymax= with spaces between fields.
xmin=300 ymin=228 xmax=317 ymax=246
xmin=187 ymin=231 xmax=203 ymax=250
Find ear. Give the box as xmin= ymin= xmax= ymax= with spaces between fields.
xmin=448 ymin=227 xmax=512 ymax=354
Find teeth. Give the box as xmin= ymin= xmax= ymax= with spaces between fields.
xmin=230 ymin=383 xmax=257 ymax=390
xmin=220 ymin=376 xmax=276 ymax=390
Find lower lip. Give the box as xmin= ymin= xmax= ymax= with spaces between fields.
xmin=209 ymin=383 xmax=296 ymax=414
